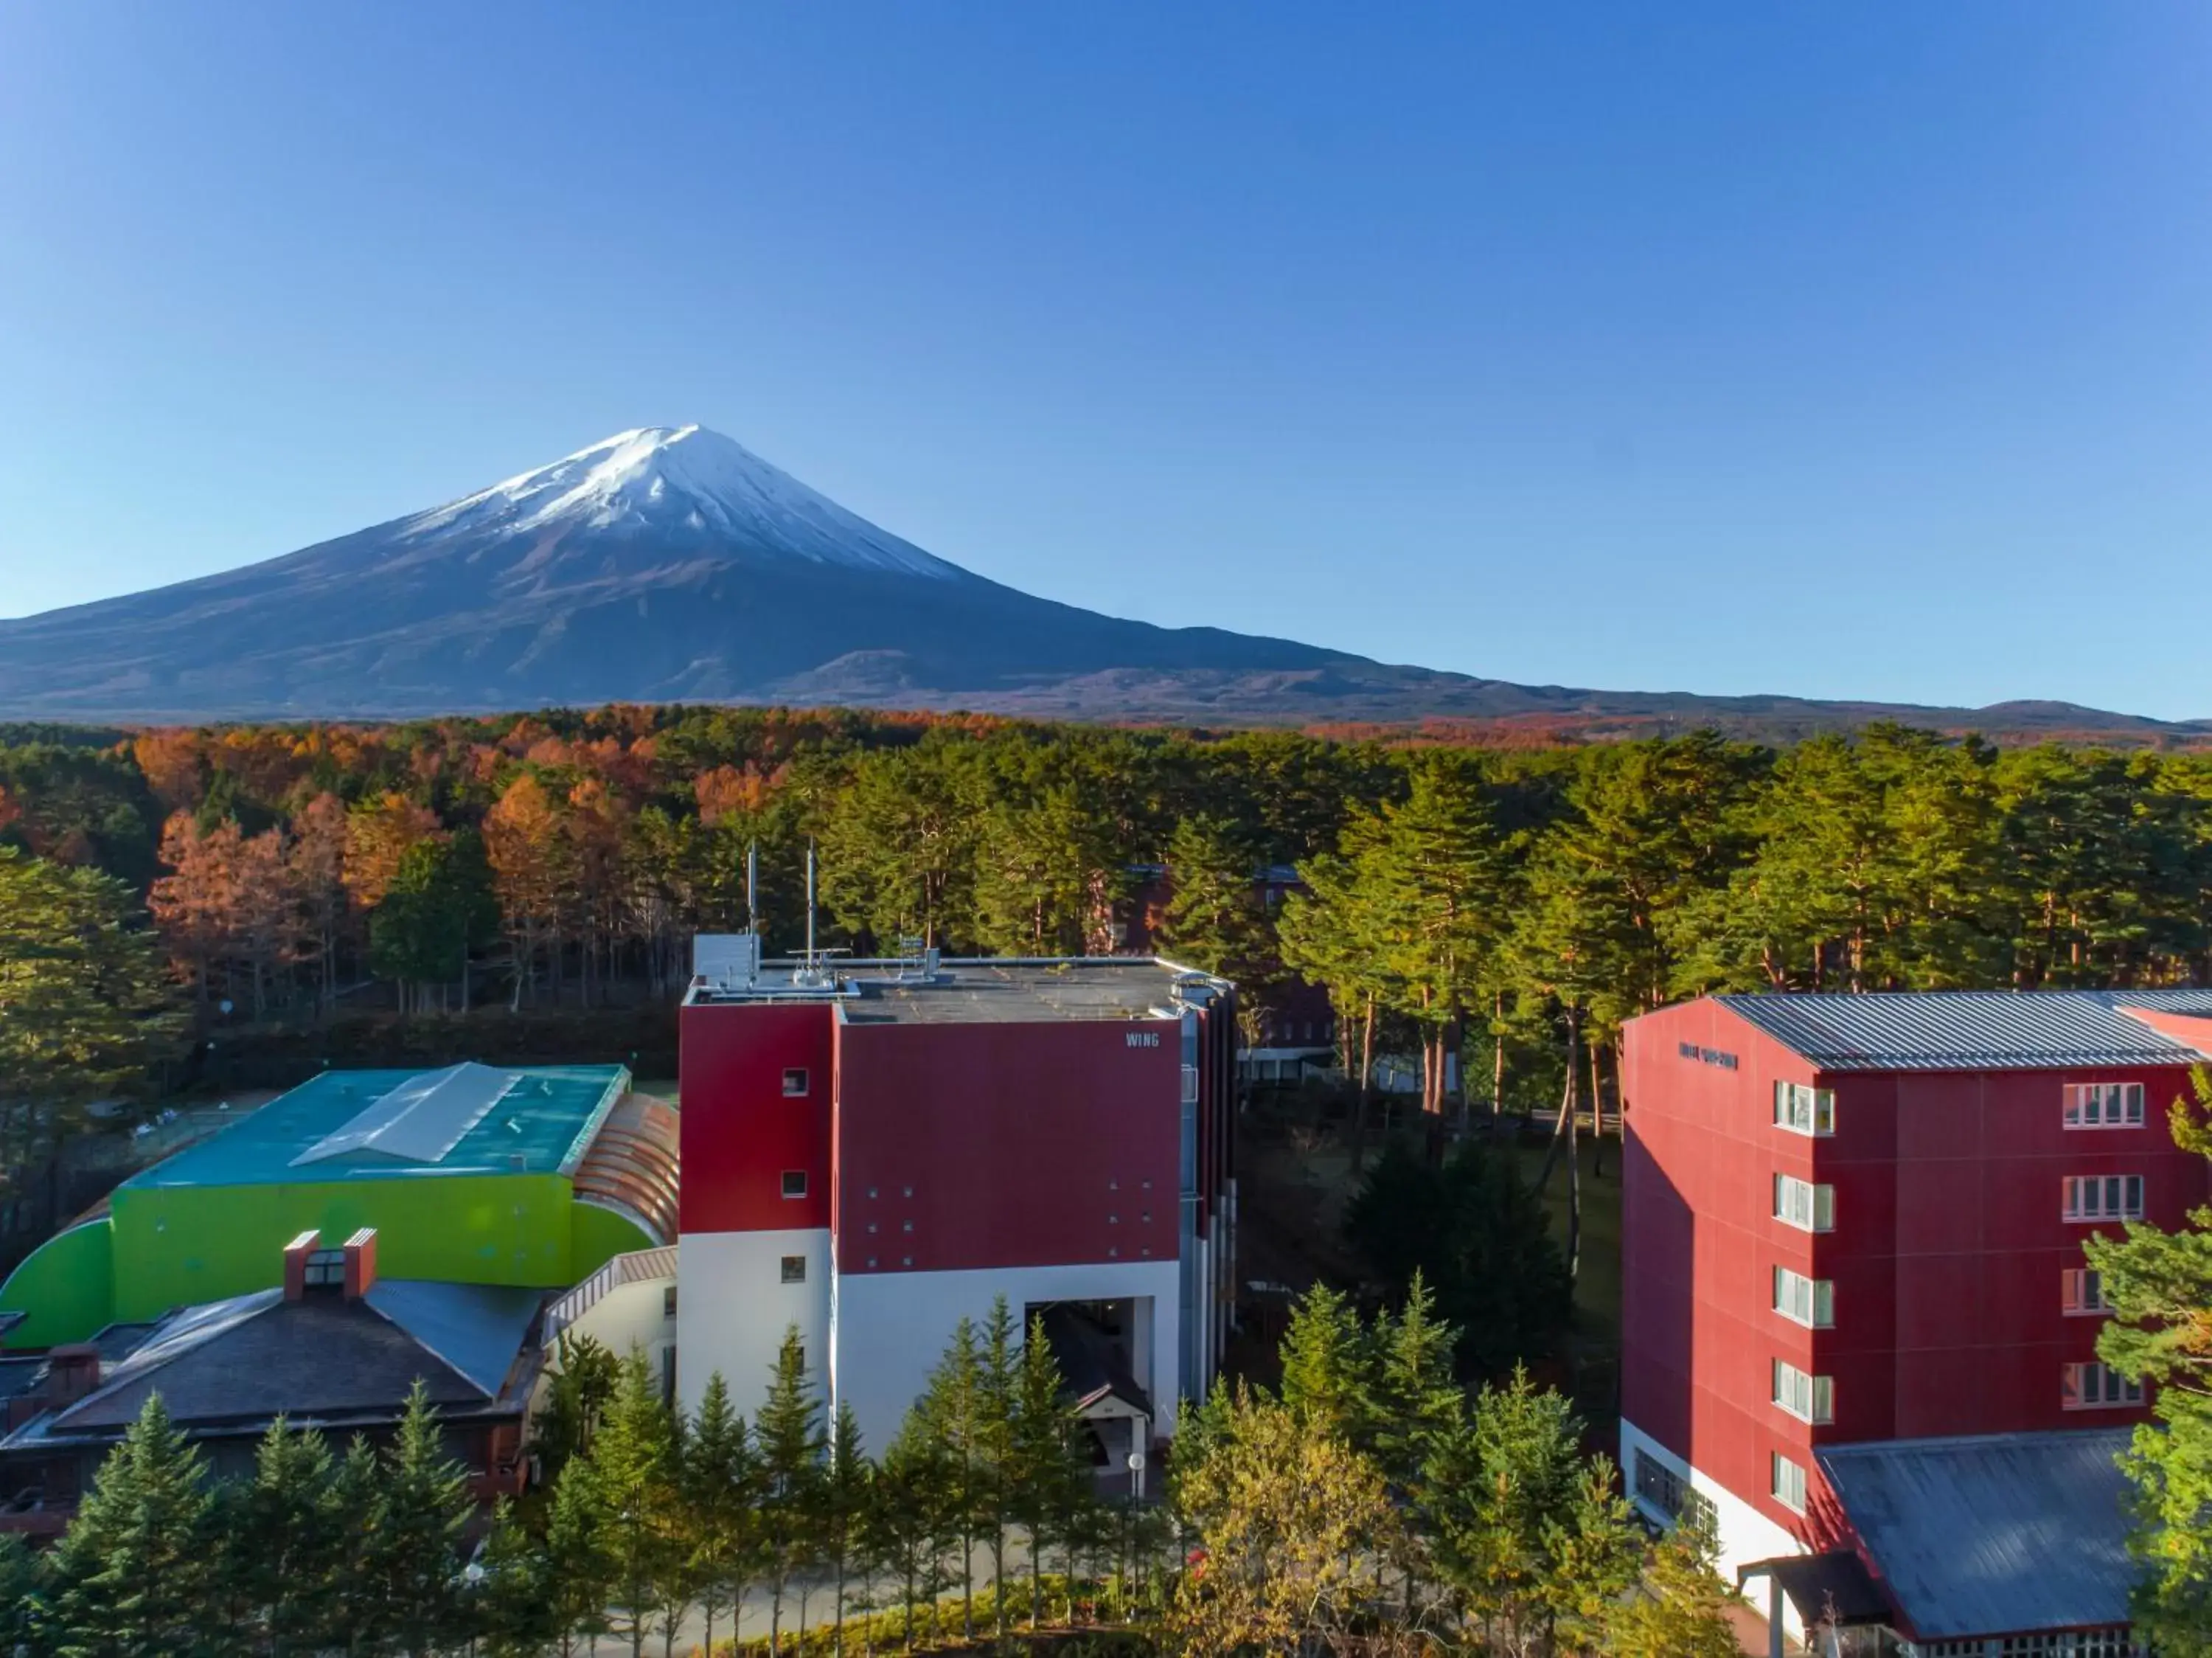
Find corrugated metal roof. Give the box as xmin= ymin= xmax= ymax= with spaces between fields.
xmin=1715 ymin=990 xmax=2210 ymax=1072
xmin=1818 ymin=1430 xmax=2135 ymax=1640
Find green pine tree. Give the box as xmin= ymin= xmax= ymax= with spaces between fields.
xmin=50 ymin=1392 xmax=217 ymax=1658
xmin=683 ymin=1371 xmax=757 ymax=1658
xmin=1539 ymin=1459 xmax=1645 ymax=1657
xmin=1604 ymin=1507 xmax=1746 ymax=1658
xmin=546 ymin=1452 xmax=619 ymax=1655
xmin=2087 ymin=1068 xmax=2212 ymax=1654
xmin=1007 ymin=1314 xmax=1085 ymax=1630
xmin=472 ymin=1497 xmax=561 ymax=1658
xmin=755 ymin=1325 xmax=827 ymax=1657
xmin=974 ymin=1295 xmax=1022 ymax=1639
xmin=823 ymin=1400 xmax=873 ymax=1657
xmin=1345 ymin=1138 xmax=1573 ymax=1378
xmin=1429 ymin=1365 xmax=1587 ymax=1657
xmin=225 ymin=1416 xmax=349 ymax=1657
xmin=0 ymin=844 xmax=181 ymax=1236
xmin=1277 ymin=1282 xmax=1376 ymax=1448
xmin=0 ymin=1530 xmax=52 ymax=1655
xmin=1371 ymin=1271 xmax=1467 ymax=1606
xmin=530 ymin=1329 xmax=620 ymax=1482
xmin=590 ymin=1349 xmax=682 ymax=1658
xmin=361 ymin=1381 xmax=475 ymax=1658
xmin=911 ymin=1315 xmax=987 ymax=1640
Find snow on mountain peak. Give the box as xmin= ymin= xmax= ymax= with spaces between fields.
xmin=399 ymin=425 xmax=964 ymax=580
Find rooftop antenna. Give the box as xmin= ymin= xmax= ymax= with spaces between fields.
xmin=745 ymin=840 xmax=759 ymax=937
xmin=805 ymin=839 xmax=818 ymax=974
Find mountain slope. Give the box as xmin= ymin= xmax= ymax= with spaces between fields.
xmin=0 ymin=426 xmax=2199 ymax=739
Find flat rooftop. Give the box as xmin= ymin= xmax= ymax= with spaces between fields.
xmin=690 ymin=956 xmax=1225 ymax=1026
xmin=122 ymin=1064 xmax=630 ymax=1189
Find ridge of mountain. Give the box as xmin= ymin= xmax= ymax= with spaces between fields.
xmin=0 ymin=427 xmax=2200 ymax=743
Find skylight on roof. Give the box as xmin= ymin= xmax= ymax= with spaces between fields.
xmin=288 ymin=1063 xmax=521 ymax=1168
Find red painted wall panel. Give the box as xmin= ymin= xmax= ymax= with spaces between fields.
xmin=678 ymin=1001 xmax=835 ymax=1234
xmin=831 ymin=1016 xmax=1181 ymax=1275
xmin=1623 ymin=997 xmax=2212 ymax=1544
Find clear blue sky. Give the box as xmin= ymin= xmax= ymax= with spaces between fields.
xmin=3 ymin=4 xmax=2209 ymax=715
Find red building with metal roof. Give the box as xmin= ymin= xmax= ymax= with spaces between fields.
xmin=674 ymin=944 xmax=1239 ymax=1460
xmin=1619 ymin=990 xmax=2212 ymax=1653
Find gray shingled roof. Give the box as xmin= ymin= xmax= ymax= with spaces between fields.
xmin=9 ymin=1280 xmax=543 ymax=1446
xmin=1716 ymin=990 xmax=2211 ymax=1072
xmin=1818 ymin=1430 xmax=2135 ymax=1640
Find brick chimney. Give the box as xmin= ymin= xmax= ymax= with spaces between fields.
xmin=282 ymin=1229 xmax=323 ymax=1302
xmin=44 ymin=1343 xmax=101 ymax=1406
xmin=342 ymin=1227 xmax=378 ymax=1300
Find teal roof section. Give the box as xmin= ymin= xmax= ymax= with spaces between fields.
xmin=123 ymin=1064 xmax=631 ymax=1189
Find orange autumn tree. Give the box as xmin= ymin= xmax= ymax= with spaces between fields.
xmin=341 ymin=791 xmax=441 ymax=912
xmin=484 ymin=773 xmax=576 ymax=1009
xmin=289 ymin=791 xmax=349 ymax=1013
xmin=148 ymin=813 xmax=304 ymax=1020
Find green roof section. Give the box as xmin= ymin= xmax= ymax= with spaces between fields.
xmin=123 ymin=1063 xmax=631 ymax=1189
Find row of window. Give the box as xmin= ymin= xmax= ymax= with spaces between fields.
xmin=1770 ymin=1078 xmax=2152 ymax=1139
xmin=1629 ymin=1448 xmax=1716 ymax=1530
xmin=2062 ymin=1081 xmax=2145 ymax=1128
xmin=1771 ymin=1168 xmax=2141 ymax=1228
xmin=2064 ymin=1173 xmax=2145 ymax=1221
xmin=2062 ymin=1361 xmax=2143 ymax=1410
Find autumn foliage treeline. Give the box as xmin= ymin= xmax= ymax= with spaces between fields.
xmin=11 ymin=707 xmax=2212 ymax=1085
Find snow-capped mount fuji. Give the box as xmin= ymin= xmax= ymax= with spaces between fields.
xmin=0 ymin=426 xmax=2197 ymax=736
xmin=403 ymin=426 xmax=966 ymax=582
xmin=0 ymin=424 xmax=1380 ymax=721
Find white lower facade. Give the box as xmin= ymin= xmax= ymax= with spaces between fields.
xmin=676 ymin=1227 xmax=833 ymax=1419
xmin=675 ymin=1235 xmax=1189 ymax=1457
xmin=1619 ymin=1416 xmax=1806 ymax=1644
xmin=832 ymin=1257 xmax=1183 ymax=1457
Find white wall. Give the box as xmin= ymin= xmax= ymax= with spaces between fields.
xmin=1619 ymin=1417 xmax=1805 ymax=1642
xmin=563 ymin=1274 xmax=677 ymax=1378
xmin=677 ymin=1227 xmax=832 ymax=1418
xmin=832 ymin=1258 xmax=1181 ymax=1456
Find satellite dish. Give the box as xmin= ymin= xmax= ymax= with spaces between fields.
xmin=1127 ymin=1450 xmax=1146 ymax=1472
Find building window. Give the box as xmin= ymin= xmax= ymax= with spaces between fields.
xmin=1772 ymin=1359 xmax=1834 ymax=1425
xmin=302 ymin=1248 xmax=346 ymax=1288
xmin=663 ymin=1284 xmax=678 ymax=1319
xmin=2062 ymin=1361 xmax=2143 ymax=1410
xmin=2062 ymin=1267 xmax=2111 ymax=1316
xmin=781 ymin=1170 xmax=807 ymax=1199
xmin=1773 ymin=1082 xmax=1835 ymax=1137
xmin=2063 ymin=1081 xmax=2144 ymax=1129
xmin=2063 ymin=1174 xmax=2144 ymax=1222
xmin=1630 ymin=1448 xmax=1716 ymax=1530
xmin=1773 ymin=1266 xmax=1834 ymax=1328
xmin=782 ymin=1067 xmax=810 ymax=1097
xmin=1771 ymin=1452 xmax=1809 ymax=1514
xmin=1773 ymin=1173 xmax=1835 ymax=1232
xmin=780 ymin=1255 xmax=806 ymax=1284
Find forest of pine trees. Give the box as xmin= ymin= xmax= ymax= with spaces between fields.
xmin=11 ymin=711 xmax=2212 ymax=1058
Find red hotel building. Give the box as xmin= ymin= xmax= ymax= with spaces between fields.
xmin=675 ymin=949 xmax=1238 ymax=1457
xmin=1620 ymin=990 xmax=2212 ymax=1651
